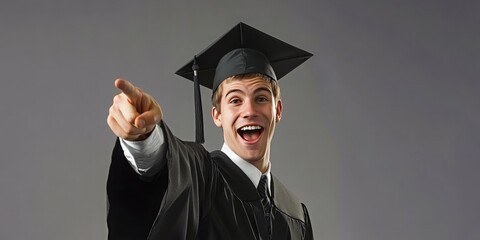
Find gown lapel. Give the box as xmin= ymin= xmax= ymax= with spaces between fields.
xmin=210 ymin=150 xmax=271 ymax=239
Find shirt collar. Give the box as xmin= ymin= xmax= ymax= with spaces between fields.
xmin=221 ymin=143 xmax=271 ymax=193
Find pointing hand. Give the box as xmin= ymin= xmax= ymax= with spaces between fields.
xmin=107 ymin=79 xmax=162 ymax=141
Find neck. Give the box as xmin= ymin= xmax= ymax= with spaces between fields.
xmin=221 ymin=143 xmax=271 ymax=173
xmin=221 ymin=143 xmax=272 ymax=191
xmin=253 ymin=150 xmax=270 ymax=173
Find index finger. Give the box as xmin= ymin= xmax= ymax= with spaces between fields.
xmin=115 ymin=79 xmax=139 ymax=101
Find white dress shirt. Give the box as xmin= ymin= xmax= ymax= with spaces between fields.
xmin=220 ymin=143 xmax=271 ymax=193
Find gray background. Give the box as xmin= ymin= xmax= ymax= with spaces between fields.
xmin=1 ymin=0 xmax=478 ymax=239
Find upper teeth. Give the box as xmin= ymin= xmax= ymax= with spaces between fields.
xmin=240 ymin=126 xmax=262 ymax=131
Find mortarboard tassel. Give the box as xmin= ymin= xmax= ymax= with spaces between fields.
xmin=192 ymin=56 xmax=205 ymax=144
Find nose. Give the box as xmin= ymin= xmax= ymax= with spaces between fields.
xmin=241 ymin=98 xmax=258 ymax=119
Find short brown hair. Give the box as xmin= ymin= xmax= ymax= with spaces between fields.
xmin=211 ymin=73 xmax=281 ymax=112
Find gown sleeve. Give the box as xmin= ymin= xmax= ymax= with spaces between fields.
xmin=107 ymin=121 xmax=214 ymax=240
xmin=107 ymin=137 xmax=168 ymax=240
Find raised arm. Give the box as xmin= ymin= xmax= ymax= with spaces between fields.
xmin=106 ymin=79 xmax=167 ymax=239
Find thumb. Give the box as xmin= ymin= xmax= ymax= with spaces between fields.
xmin=134 ymin=117 xmax=146 ymax=129
xmin=135 ymin=109 xmax=162 ymax=128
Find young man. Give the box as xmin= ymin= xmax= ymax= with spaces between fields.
xmin=106 ymin=23 xmax=313 ymax=239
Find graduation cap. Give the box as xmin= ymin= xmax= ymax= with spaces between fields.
xmin=175 ymin=22 xmax=313 ymax=144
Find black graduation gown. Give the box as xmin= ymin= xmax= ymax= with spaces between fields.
xmin=107 ymin=122 xmax=314 ymax=240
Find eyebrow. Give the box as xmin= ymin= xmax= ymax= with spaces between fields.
xmin=224 ymin=87 xmax=272 ymax=98
xmin=254 ymin=87 xmax=272 ymax=95
xmin=224 ymin=89 xmax=244 ymax=98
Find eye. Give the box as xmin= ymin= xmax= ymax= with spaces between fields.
xmin=229 ymin=98 xmax=241 ymax=104
xmin=256 ymin=96 xmax=269 ymax=103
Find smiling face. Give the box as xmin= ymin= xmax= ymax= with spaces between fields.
xmin=211 ymin=74 xmax=282 ymax=172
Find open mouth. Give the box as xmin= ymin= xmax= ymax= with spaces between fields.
xmin=237 ymin=125 xmax=264 ymax=142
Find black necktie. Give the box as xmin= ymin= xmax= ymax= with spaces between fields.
xmin=258 ymin=175 xmax=272 ymax=239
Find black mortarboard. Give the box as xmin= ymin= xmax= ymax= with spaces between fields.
xmin=175 ymin=22 xmax=313 ymax=144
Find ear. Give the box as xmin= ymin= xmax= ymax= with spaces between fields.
xmin=275 ymin=99 xmax=283 ymax=122
xmin=212 ymin=106 xmax=222 ymax=127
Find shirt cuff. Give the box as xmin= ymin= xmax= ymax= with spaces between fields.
xmin=119 ymin=125 xmax=166 ymax=175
